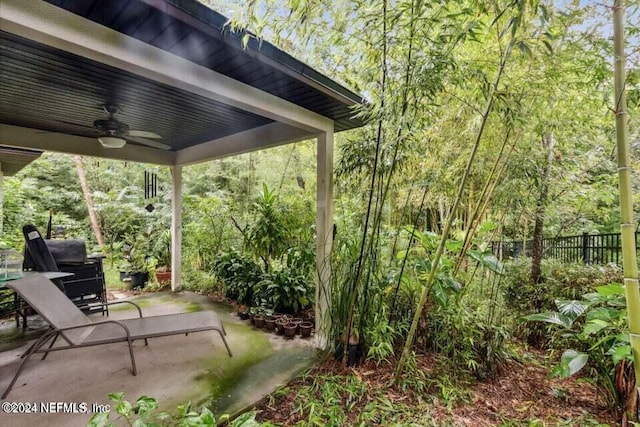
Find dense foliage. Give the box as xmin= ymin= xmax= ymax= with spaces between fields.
xmin=503 ymin=259 xmax=623 ymax=346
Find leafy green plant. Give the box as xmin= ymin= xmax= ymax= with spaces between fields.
xmin=253 ymin=268 xmax=313 ymax=314
xmin=524 ymin=283 xmax=631 ymax=411
xmin=248 ymin=184 xmax=288 ymax=271
xmin=263 ymin=370 xmax=436 ymax=426
xmin=423 ymin=301 xmax=509 ymax=380
xmin=502 ymin=258 xmax=623 ymax=347
xmin=365 ymin=307 xmax=400 ymax=365
xmin=152 ymin=229 xmax=172 ymax=269
xmin=393 ymin=228 xmax=509 ymax=379
xmin=213 ymin=250 xmax=262 ymax=304
xmin=87 ymin=392 xmax=262 ymax=427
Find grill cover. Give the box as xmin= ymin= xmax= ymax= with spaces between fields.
xmin=45 ymin=239 xmax=87 ymax=264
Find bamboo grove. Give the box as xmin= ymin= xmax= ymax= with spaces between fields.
xmin=222 ymin=0 xmax=640 ymax=394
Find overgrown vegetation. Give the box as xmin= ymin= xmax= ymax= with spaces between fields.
xmin=503 ymin=259 xmax=623 ymax=346
xmin=88 ymin=393 xmax=262 ymax=427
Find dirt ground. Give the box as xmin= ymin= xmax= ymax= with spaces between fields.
xmin=253 ymin=349 xmax=617 ymax=426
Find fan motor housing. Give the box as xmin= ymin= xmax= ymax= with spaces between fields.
xmin=93 ymin=118 xmax=129 ymax=135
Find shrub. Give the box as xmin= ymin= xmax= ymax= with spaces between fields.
xmin=253 ymin=268 xmax=314 ymax=314
xmin=213 ymin=251 xmax=262 ymax=304
xmin=182 ymin=268 xmax=221 ymax=294
xmin=422 ymin=302 xmax=508 ymax=380
xmin=502 ymin=258 xmax=623 ymax=347
xmin=88 ymin=392 xmax=262 ymax=426
xmin=213 ymin=251 xmax=313 ymax=314
xmin=525 ymin=284 xmax=632 ymax=415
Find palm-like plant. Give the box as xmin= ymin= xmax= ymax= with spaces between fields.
xmin=249 ymin=184 xmax=288 ymax=271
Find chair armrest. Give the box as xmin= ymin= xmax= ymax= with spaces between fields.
xmin=103 ymin=301 xmax=144 ymax=318
xmin=54 ymin=319 xmax=132 ymax=340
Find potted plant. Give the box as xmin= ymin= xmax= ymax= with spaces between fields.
xmin=283 ymin=322 xmax=297 ymax=338
xmin=275 ymin=318 xmax=287 ymax=335
xmin=237 ymin=305 xmax=250 ymax=320
xmin=264 ymin=316 xmax=275 ymax=331
xmin=129 ymin=256 xmax=155 ymax=289
xmin=264 ymin=309 xmax=276 ymax=331
xmin=118 ymin=261 xmax=133 ymax=282
xmin=152 ymin=230 xmax=172 ymax=284
xmin=121 ymin=234 xmax=154 ymax=289
xmin=254 ymin=311 xmax=265 ymax=329
xmin=299 ymin=321 xmax=313 ymax=338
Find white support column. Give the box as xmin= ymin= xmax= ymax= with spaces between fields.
xmin=0 ymin=162 xmax=3 ymax=235
xmin=315 ymin=131 xmax=334 ymax=349
xmin=171 ymin=166 xmax=183 ymax=291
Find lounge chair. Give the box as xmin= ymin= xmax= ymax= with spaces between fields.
xmin=1 ymin=273 xmax=232 ymax=399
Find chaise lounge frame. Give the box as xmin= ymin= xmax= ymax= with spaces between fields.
xmin=1 ymin=273 xmax=232 ymax=399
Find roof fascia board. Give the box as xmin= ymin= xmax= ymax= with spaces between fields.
xmin=0 ymin=0 xmax=334 ymax=135
xmin=140 ymin=0 xmax=362 ymax=107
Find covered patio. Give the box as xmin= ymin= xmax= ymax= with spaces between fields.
xmin=0 ymin=290 xmax=317 ymax=426
xmin=0 ymin=0 xmax=363 ymax=423
xmin=0 ymin=0 xmax=364 ymax=348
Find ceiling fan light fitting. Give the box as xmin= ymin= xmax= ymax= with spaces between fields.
xmin=98 ymin=135 xmax=126 ymax=148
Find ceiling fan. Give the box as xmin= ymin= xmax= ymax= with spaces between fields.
xmin=93 ymin=104 xmax=170 ymax=150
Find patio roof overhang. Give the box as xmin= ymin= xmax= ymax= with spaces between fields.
xmin=0 ymin=146 xmax=42 ymax=177
xmin=0 ymin=0 xmax=363 ymax=165
xmin=0 ymin=0 xmax=364 ymax=349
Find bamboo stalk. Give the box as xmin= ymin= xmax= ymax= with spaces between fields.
xmin=343 ymin=0 xmax=388 ymax=362
xmin=453 ymin=129 xmax=513 ymax=277
xmin=613 ymin=0 xmax=640 ymax=399
xmin=394 ymin=19 xmax=516 ymax=383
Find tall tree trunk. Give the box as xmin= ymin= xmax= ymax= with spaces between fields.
xmin=74 ymin=155 xmax=104 ymax=246
xmin=613 ymin=0 xmax=640 ymax=412
xmin=530 ymin=132 xmax=555 ymax=284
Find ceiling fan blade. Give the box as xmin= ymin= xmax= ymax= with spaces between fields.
xmin=128 ymin=130 xmax=162 ymax=139
xmin=126 ymin=136 xmax=172 ymax=150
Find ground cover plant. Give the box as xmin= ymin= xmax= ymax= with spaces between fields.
xmin=251 ymin=352 xmax=615 ymax=426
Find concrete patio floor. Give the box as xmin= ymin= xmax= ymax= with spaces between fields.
xmin=0 ymin=291 xmax=319 ymax=426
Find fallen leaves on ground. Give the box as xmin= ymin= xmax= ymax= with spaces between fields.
xmin=252 ymin=349 xmax=616 ymax=426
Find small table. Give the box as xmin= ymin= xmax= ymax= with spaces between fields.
xmin=0 ymin=272 xmax=74 ymax=328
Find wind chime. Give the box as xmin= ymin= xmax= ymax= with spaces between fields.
xmin=144 ymin=170 xmax=157 ymax=212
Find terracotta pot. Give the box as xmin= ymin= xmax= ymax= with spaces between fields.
xmin=283 ymin=322 xmax=297 ymax=338
xmin=299 ymin=321 xmax=313 ymax=338
xmin=155 ymin=271 xmax=172 ymax=283
xmin=254 ymin=315 xmax=265 ymax=329
xmin=292 ymin=318 xmax=303 ymax=334
xmin=275 ymin=319 xmax=287 ymax=335
xmin=264 ymin=316 xmax=276 ymax=331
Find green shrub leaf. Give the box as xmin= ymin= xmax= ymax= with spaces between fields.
xmin=524 ymin=312 xmax=574 ymax=329
xmin=556 ymin=350 xmax=588 ymax=377
xmin=555 ymin=299 xmax=588 ymax=318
